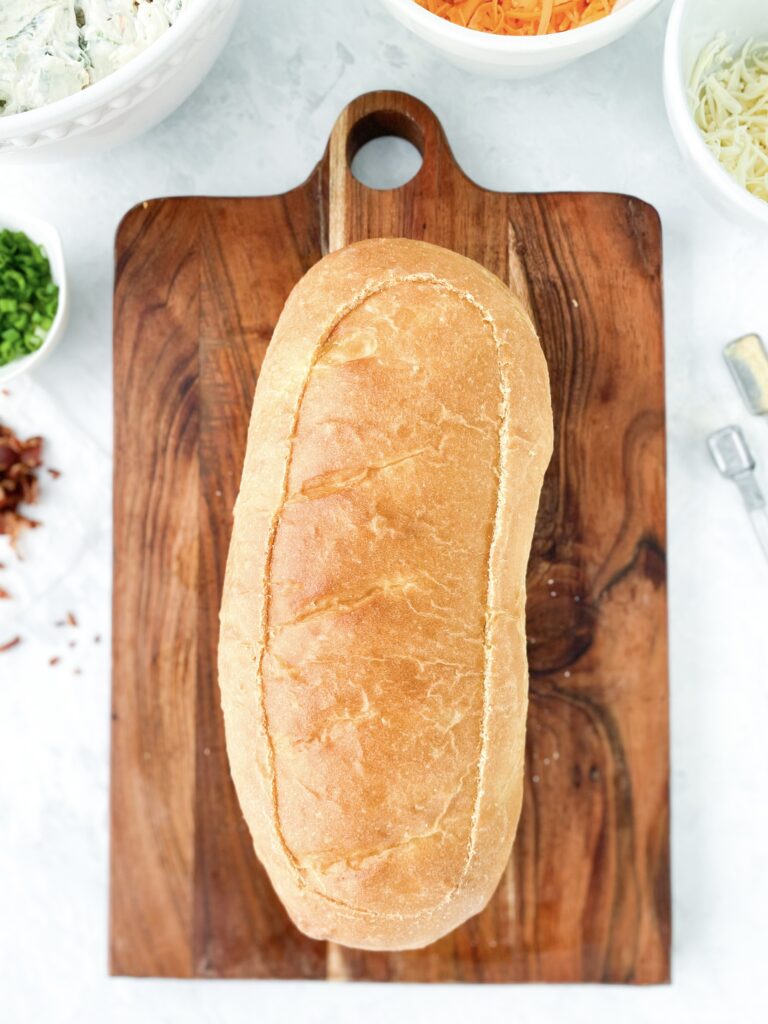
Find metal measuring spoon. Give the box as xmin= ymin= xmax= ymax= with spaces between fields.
xmin=708 ymin=425 xmax=768 ymax=562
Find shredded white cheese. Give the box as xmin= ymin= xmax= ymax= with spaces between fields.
xmin=689 ymin=34 xmax=768 ymax=204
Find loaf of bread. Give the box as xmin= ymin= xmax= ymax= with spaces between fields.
xmin=218 ymin=238 xmax=552 ymax=950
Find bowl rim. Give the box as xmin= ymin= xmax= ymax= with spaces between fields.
xmin=381 ymin=0 xmax=664 ymax=52
xmin=663 ymin=0 xmax=768 ymax=227
xmin=0 ymin=213 xmax=68 ymax=383
xmin=0 ymin=0 xmax=229 ymax=139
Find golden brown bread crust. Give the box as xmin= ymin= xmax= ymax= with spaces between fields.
xmin=218 ymin=238 xmax=553 ymax=950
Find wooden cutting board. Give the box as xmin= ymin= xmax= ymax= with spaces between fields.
xmin=111 ymin=91 xmax=670 ymax=983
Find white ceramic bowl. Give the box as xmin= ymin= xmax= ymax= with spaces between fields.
xmin=664 ymin=0 xmax=768 ymax=229
xmin=0 ymin=0 xmax=241 ymax=163
xmin=0 ymin=213 xmax=68 ymax=385
xmin=378 ymin=0 xmax=664 ymax=78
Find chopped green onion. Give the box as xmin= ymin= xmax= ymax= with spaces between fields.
xmin=0 ymin=229 xmax=59 ymax=367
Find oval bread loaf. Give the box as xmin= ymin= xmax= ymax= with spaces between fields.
xmin=218 ymin=238 xmax=553 ymax=950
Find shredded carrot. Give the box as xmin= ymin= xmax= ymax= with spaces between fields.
xmin=415 ymin=0 xmax=616 ymax=36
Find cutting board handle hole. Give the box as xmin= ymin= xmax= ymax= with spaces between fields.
xmin=347 ymin=110 xmax=424 ymax=191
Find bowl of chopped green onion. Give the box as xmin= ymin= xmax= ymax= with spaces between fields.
xmin=0 ymin=214 xmax=67 ymax=383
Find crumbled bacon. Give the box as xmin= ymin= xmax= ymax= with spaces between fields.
xmin=0 ymin=636 xmax=21 ymax=654
xmin=0 ymin=424 xmax=43 ymax=548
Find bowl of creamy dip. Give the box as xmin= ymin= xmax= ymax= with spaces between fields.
xmin=0 ymin=0 xmax=241 ymax=161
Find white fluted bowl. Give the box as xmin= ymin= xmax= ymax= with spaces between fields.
xmin=0 ymin=0 xmax=241 ymax=163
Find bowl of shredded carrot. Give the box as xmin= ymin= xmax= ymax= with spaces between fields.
xmin=379 ymin=0 xmax=665 ymax=76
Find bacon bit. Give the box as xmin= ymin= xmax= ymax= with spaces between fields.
xmin=93 ymin=634 xmax=101 ymax=644
xmin=0 ymin=636 xmax=21 ymax=653
xmin=1 ymin=389 xmax=10 ymax=396
xmin=0 ymin=586 xmax=10 ymax=599
xmin=49 ymin=656 xmax=60 ymax=667
xmin=47 ymin=468 xmax=62 ymax=479
xmin=66 ymin=611 xmax=78 ymax=627
xmin=0 ymin=424 xmax=44 ymax=549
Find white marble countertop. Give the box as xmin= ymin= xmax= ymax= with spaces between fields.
xmin=1 ymin=1 xmax=767 ymax=1020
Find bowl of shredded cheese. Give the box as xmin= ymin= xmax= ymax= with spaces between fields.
xmin=664 ymin=0 xmax=768 ymax=227
xmin=379 ymin=0 xmax=665 ymax=77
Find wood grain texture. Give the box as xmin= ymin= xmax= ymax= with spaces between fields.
xmin=111 ymin=92 xmax=670 ymax=983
